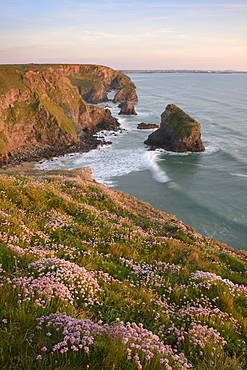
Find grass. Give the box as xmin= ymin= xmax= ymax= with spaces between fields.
xmin=69 ymin=76 xmax=102 ymax=92
xmin=0 ymin=69 xmax=27 ymax=95
xmin=40 ymin=98 xmax=76 ymax=134
xmin=0 ymin=169 xmax=247 ymax=369
xmin=166 ymin=106 xmax=198 ymax=137
xmin=0 ymin=132 xmax=7 ymax=155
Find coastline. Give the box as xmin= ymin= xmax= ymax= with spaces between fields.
xmin=3 ymin=161 xmax=37 ymax=171
xmin=0 ymin=131 xmax=111 ymax=171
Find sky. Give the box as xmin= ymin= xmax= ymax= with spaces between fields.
xmin=0 ymin=0 xmax=246 ymax=70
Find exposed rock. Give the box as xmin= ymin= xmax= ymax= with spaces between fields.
xmin=0 ymin=63 xmax=137 ymax=104
xmin=45 ymin=64 xmax=136 ymax=104
xmin=0 ymin=66 xmax=124 ymax=167
xmin=113 ymin=84 xmax=138 ymax=103
xmin=144 ymin=104 xmax=205 ymax=152
xmin=118 ymin=101 xmax=137 ymax=115
xmin=137 ymin=122 xmax=159 ymax=130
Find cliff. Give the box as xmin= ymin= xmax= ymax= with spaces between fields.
xmin=145 ymin=104 xmax=205 ymax=152
xmin=118 ymin=101 xmax=137 ymax=115
xmin=113 ymin=83 xmax=138 ymax=103
xmin=0 ymin=168 xmax=246 ymax=369
xmin=0 ymin=64 xmax=137 ymax=166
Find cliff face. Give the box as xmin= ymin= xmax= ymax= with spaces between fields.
xmin=0 ymin=64 xmax=136 ymax=104
xmin=54 ymin=64 xmax=136 ymax=103
xmin=113 ymin=84 xmax=138 ymax=103
xmin=145 ymin=104 xmax=205 ymax=152
xmin=0 ymin=65 xmax=136 ymax=166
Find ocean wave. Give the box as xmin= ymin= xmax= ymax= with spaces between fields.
xmin=203 ymin=145 xmax=219 ymax=154
xmin=155 ymin=145 xmax=218 ymax=157
xmin=36 ymin=145 xmax=148 ymax=187
xmin=143 ymin=151 xmax=169 ymax=183
xmin=230 ymin=173 xmax=247 ymax=179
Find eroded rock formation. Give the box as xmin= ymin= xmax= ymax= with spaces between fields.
xmin=144 ymin=104 xmax=205 ymax=152
xmin=118 ymin=101 xmax=137 ymax=115
xmin=0 ymin=64 xmax=136 ymax=166
xmin=113 ymin=84 xmax=138 ymax=104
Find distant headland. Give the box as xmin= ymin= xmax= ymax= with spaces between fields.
xmin=119 ymin=69 xmax=247 ymax=74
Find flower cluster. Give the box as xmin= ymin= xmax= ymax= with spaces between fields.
xmin=0 ymin=210 xmax=11 ymax=218
xmin=177 ymin=305 xmax=239 ymax=329
xmin=186 ymin=323 xmax=227 ymax=350
xmin=45 ymin=209 xmax=74 ymax=230
xmin=8 ymin=258 xmax=101 ymax=308
xmin=119 ymin=257 xmax=181 ymax=288
xmin=5 ymin=240 xmax=81 ymax=259
xmin=36 ymin=312 xmax=192 ymax=369
xmin=190 ymin=270 xmax=247 ymax=297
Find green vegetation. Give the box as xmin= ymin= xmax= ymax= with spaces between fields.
xmin=0 ymin=131 xmax=7 ymax=154
xmin=0 ymin=69 xmax=27 ymax=95
xmin=169 ymin=108 xmax=196 ymax=137
xmin=115 ymin=84 xmax=136 ymax=96
xmin=117 ymin=72 xmax=133 ymax=84
xmin=40 ymin=99 xmax=75 ymax=134
xmin=0 ymin=64 xmax=26 ymax=71
xmin=5 ymin=101 xmax=37 ymax=126
xmin=69 ymin=76 xmax=102 ymax=95
xmin=0 ymin=169 xmax=247 ymax=369
xmin=122 ymin=84 xmax=135 ymax=91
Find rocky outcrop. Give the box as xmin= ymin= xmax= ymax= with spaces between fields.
xmin=137 ymin=122 xmax=159 ymax=130
xmin=0 ymin=65 xmax=129 ymax=166
xmin=144 ymin=104 xmax=205 ymax=152
xmin=113 ymin=84 xmax=138 ymax=104
xmin=118 ymin=101 xmax=137 ymax=115
xmin=17 ymin=64 xmax=137 ymax=105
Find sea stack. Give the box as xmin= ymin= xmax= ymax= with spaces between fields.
xmin=144 ymin=104 xmax=205 ymax=152
xmin=118 ymin=101 xmax=137 ymax=115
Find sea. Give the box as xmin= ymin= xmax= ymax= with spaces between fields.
xmin=36 ymin=72 xmax=247 ymax=251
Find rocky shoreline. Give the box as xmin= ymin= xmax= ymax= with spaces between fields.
xmin=1 ymin=129 xmax=117 ymax=170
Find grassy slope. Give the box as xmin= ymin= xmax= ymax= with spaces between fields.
xmin=0 ymin=69 xmax=27 ymax=95
xmin=0 ymin=64 xmax=133 ymax=89
xmin=0 ymin=168 xmax=247 ymax=370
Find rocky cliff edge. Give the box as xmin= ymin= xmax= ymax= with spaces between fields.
xmin=0 ymin=64 xmax=137 ymax=166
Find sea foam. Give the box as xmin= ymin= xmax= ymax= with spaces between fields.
xmin=143 ymin=151 xmax=169 ymax=183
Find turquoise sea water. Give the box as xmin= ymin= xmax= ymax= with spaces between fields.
xmin=36 ymin=73 xmax=247 ymax=251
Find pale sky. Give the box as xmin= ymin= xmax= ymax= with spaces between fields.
xmin=0 ymin=0 xmax=246 ymax=70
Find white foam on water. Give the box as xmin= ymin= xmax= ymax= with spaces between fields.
xmin=162 ymin=145 xmax=218 ymax=157
xmin=203 ymin=145 xmax=219 ymax=154
xmin=107 ymin=90 xmax=118 ymax=100
xmin=143 ymin=151 xmax=169 ymax=183
xmin=230 ymin=173 xmax=247 ymax=179
xmin=36 ymin=141 xmax=169 ymax=187
xmin=36 ymin=143 xmax=148 ymax=187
